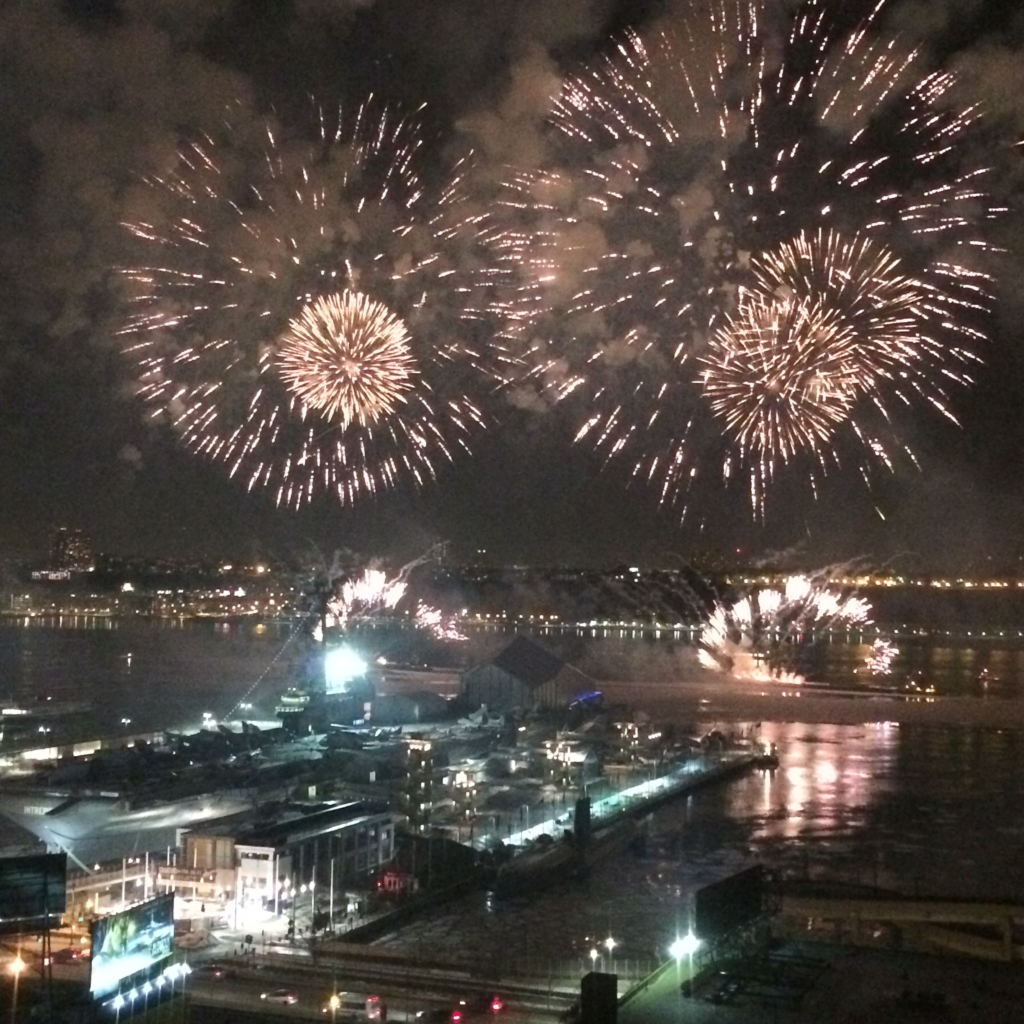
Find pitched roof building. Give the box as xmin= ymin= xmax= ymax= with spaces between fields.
xmin=460 ymin=635 xmax=596 ymax=712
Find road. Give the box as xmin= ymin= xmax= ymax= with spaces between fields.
xmin=187 ymin=955 xmax=569 ymax=1023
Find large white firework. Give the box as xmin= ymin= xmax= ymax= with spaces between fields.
xmin=698 ymin=573 xmax=873 ymax=681
xmin=493 ymin=0 xmax=998 ymax=518
xmin=120 ymin=101 xmax=503 ymax=507
xmin=697 ymin=228 xmax=982 ymax=503
xmin=276 ymin=290 xmax=417 ymax=429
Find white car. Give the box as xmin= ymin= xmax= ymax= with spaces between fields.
xmin=262 ymin=988 xmax=299 ymax=1005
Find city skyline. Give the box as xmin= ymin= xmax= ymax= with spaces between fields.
xmin=2 ymin=0 xmax=1024 ymax=571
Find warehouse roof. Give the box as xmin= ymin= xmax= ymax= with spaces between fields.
xmin=490 ymin=636 xmax=570 ymax=688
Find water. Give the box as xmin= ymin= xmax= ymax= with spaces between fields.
xmin=0 ymin=617 xmax=300 ymax=744
xmin=3 ymin=618 xmax=1024 ymax=968
xmin=375 ymin=720 xmax=1024 ymax=972
xmin=3 ymin=618 xmax=1023 ymax=746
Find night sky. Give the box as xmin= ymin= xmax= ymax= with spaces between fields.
xmin=1 ymin=0 xmax=1023 ymax=571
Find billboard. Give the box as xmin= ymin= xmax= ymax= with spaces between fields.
xmin=694 ymin=865 xmax=765 ymax=940
xmin=90 ymin=894 xmax=174 ymax=998
xmin=0 ymin=853 xmax=67 ymax=935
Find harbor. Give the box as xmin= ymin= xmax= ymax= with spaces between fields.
xmin=6 ymin=618 xmax=1024 ymax=1022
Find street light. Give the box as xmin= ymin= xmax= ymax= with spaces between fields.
xmin=670 ymin=931 xmax=701 ymax=1000
xmin=669 ymin=932 xmax=701 ymax=960
xmin=604 ymin=936 xmax=616 ymax=972
xmin=329 ymin=993 xmax=340 ymax=1022
xmin=10 ymin=954 xmax=25 ymax=1023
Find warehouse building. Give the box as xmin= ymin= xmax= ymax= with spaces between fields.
xmin=460 ymin=635 xmax=596 ymax=713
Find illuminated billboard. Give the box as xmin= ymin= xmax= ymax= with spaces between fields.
xmin=90 ymin=894 xmax=174 ymax=998
xmin=0 ymin=853 xmax=67 ymax=935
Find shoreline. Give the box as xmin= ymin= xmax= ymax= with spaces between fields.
xmin=598 ymin=676 xmax=1024 ymax=728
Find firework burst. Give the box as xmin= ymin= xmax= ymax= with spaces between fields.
xmin=698 ymin=573 xmax=872 ymax=681
xmin=700 ymin=293 xmax=861 ymax=476
xmin=120 ymin=101 xmax=504 ymax=507
xmin=494 ymin=0 xmax=998 ymax=517
xmin=317 ymin=565 xmax=466 ymax=643
xmin=866 ymin=637 xmax=898 ymax=676
xmin=276 ymin=290 xmax=417 ymax=429
xmin=698 ymin=228 xmax=980 ymax=502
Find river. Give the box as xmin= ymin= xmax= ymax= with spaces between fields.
xmin=2 ymin=616 xmax=1024 ymax=968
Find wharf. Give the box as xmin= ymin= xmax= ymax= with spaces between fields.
xmin=498 ymin=750 xmax=776 ymax=851
xmin=491 ymin=751 xmax=775 ymax=897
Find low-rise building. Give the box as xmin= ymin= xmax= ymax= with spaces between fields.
xmin=176 ymin=800 xmax=396 ymax=911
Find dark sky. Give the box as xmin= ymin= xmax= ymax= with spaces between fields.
xmin=1 ymin=0 xmax=1023 ymax=572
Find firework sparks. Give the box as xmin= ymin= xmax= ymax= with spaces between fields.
xmin=866 ymin=638 xmax=898 ymax=676
xmin=493 ymin=0 xmax=997 ymax=517
xmin=700 ymin=293 xmax=861 ymax=483
xmin=120 ymin=102 xmax=502 ymax=507
xmin=697 ymin=228 xmax=978 ymax=503
xmin=317 ymin=554 xmax=467 ymax=644
xmin=326 ymin=567 xmax=409 ymax=631
xmin=277 ymin=290 xmax=416 ymax=429
xmin=413 ymin=604 xmax=468 ymax=643
xmin=698 ymin=573 xmax=872 ymax=682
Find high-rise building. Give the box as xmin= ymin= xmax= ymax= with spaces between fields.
xmin=50 ymin=527 xmax=94 ymax=572
xmin=402 ymin=739 xmax=434 ymax=833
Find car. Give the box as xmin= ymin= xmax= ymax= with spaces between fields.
xmin=456 ymin=994 xmax=504 ymax=1015
xmin=323 ymin=993 xmax=382 ymax=1017
xmin=262 ymin=988 xmax=299 ymax=1005
xmin=415 ymin=1010 xmax=459 ymax=1024
xmin=43 ymin=947 xmax=82 ymax=966
xmin=321 ymin=992 xmax=364 ymax=1015
xmin=415 ymin=996 xmax=502 ymax=1023
xmin=197 ymin=962 xmax=231 ymax=979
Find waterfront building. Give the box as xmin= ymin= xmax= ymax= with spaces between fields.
xmin=175 ymin=800 xmax=396 ymax=910
xmin=460 ymin=635 xmax=595 ymax=712
xmin=0 ymin=815 xmax=48 ymax=856
xmin=543 ymin=737 xmax=601 ymax=787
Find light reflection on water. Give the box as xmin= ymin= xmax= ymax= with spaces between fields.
xmin=377 ymin=720 xmax=1024 ymax=968
xmin=4 ymin=621 xmax=1024 ymax=965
